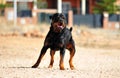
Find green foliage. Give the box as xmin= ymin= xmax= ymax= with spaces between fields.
xmin=0 ymin=4 xmax=5 ymax=9
xmin=5 ymin=3 xmax=13 ymax=7
xmin=0 ymin=3 xmax=13 ymax=9
xmin=37 ymin=0 xmax=47 ymax=9
xmin=93 ymin=0 xmax=118 ymax=14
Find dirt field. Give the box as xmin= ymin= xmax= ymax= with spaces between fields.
xmin=0 ymin=23 xmax=120 ymax=78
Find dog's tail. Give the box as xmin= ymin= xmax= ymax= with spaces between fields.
xmin=70 ymin=27 xmax=73 ymax=32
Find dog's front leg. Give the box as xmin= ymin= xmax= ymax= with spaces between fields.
xmin=48 ymin=50 xmax=55 ymax=68
xmin=59 ymin=48 xmax=65 ymax=70
xmin=32 ymin=46 xmax=48 ymax=68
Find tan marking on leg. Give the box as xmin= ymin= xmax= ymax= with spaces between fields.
xmin=67 ymin=43 xmax=75 ymax=70
xmin=59 ymin=54 xmax=65 ymax=70
xmin=48 ymin=50 xmax=55 ymax=68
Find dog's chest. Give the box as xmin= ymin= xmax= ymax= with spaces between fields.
xmin=50 ymin=33 xmax=63 ymax=44
xmin=48 ymin=33 xmax=65 ymax=49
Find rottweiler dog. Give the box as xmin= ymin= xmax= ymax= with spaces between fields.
xmin=32 ymin=13 xmax=75 ymax=70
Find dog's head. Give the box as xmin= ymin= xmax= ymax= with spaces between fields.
xmin=50 ymin=13 xmax=66 ymax=33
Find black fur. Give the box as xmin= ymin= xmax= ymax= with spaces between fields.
xmin=32 ymin=13 xmax=75 ymax=70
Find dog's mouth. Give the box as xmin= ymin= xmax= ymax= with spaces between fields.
xmin=52 ymin=22 xmax=65 ymax=33
xmin=57 ymin=22 xmax=64 ymax=29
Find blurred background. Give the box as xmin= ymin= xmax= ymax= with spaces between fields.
xmin=0 ymin=0 xmax=120 ymax=48
xmin=0 ymin=0 xmax=120 ymax=78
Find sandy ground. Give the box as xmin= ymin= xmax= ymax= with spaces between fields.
xmin=0 ymin=23 xmax=120 ymax=78
xmin=0 ymin=36 xmax=120 ymax=78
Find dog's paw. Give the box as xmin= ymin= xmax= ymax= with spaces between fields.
xmin=60 ymin=67 xmax=65 ymax=70
xmin=31 ymin=65 xmax=38 ymax=68
xmin=70 ymin=66 xmax=75 ymax=70
xmin=48 ymin=65 xmax=53 ymax=68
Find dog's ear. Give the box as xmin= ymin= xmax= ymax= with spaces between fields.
xmin=70 ymin=27 xmax=73 ymax=32
xmin=49 ymin=16 xmax=52 ymax=19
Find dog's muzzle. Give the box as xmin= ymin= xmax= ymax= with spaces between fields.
xmin=52 ymin=19 xmax=65 ymax=33
xmin=57 ymin=22 xmax=64 ymax=29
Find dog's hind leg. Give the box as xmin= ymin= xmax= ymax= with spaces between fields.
xmin=32 ymin=46 xmax=48 ymax=68
xmin=67 ymin=43 xmax=75 ymax=70
xmin=69 ymin=48 xmax=75 ymax=70
xmin=48 ymin=50 xmax=55 ymax=68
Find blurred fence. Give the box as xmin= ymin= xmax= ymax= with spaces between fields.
xmin=17 ymin=10 xmax=32 ymax=17
xmin=38 ymin=13 xmax=51 ymax=23
xmin=12 ymin=10 xmax=120 ymax=28
xmin=74 ymin=14 xmax=120 ymax=28
xmin=109 ymin=14 xmax=120 ymax=22
xmin=73 ymin=14 xmax=103 ymax=28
